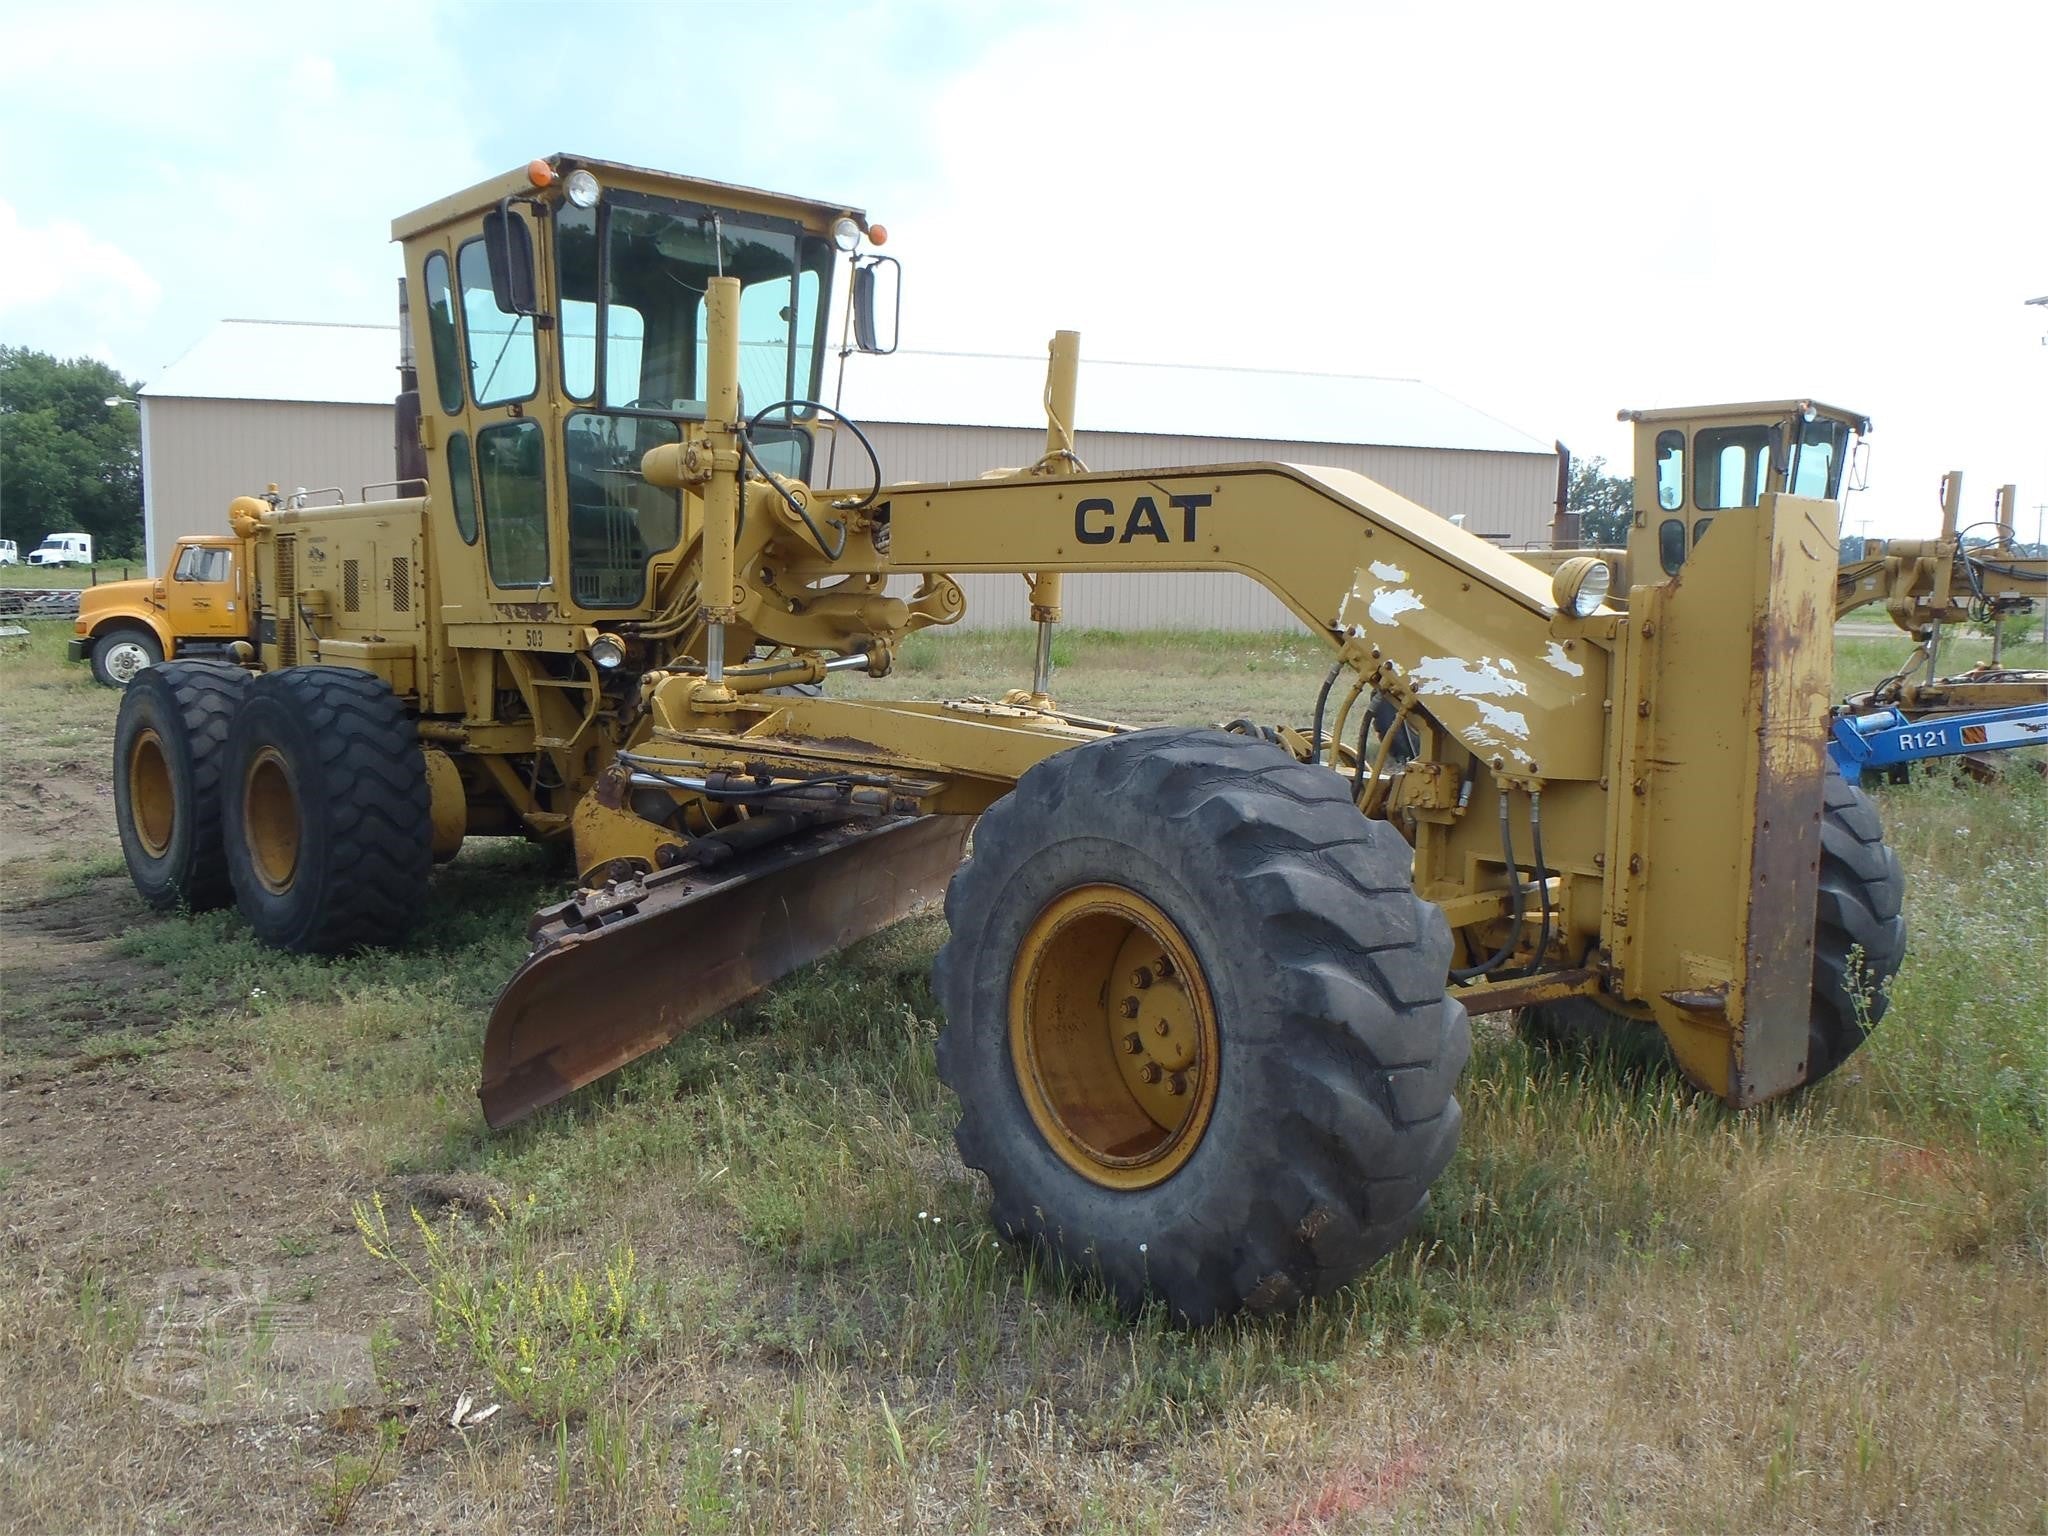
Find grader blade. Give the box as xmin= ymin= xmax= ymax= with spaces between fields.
xmin=480 ymin=815 xmax=971 ymax=1127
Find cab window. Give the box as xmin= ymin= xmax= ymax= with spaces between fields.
xmin=565 ymin=412 xmax=681 ymax=608
xmin=457 ymin=237 xmax=537 ymax=407
xmin=1655 ymin=431 xmax=1685 ymax=511
xmin=556 ymin=202 xmax=650 ymax=405
xmin=1658 ymin=518 xmax=1687 ymax=575
xmin=1789 ymin=417 xmax=1852 ymax=499
xmin=422 ymin=251 xmax=464 ymax=415
xmin=447 ymin=431 xmax=480 ymax=544
xmin=476 ymin=418 xmax=549 ymax=587
xmin=1693 ymin=425 xmax=1775 ymax=511
xmin=173 ymin=546 xmax=231 ymax=582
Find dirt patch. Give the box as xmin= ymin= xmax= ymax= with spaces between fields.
xmin=0 ymin=1048 xmax=432 ymax=1532
xmin=0 ymin=759 xmax=115 ymax=879
xmin=0 ymin=877 xmax=169 ymax=1053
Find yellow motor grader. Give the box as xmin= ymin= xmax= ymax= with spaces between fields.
xmin=112 ymin=155 xmax=1905 ymax=1323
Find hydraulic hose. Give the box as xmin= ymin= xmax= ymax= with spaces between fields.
xmin=1309 ymin=661 xmax=1343 ymax=760
xmin=1513 ymin=789 xmax=1553 ymax=977
xmin=1449 ymin=789 xmax=1528 ymax=982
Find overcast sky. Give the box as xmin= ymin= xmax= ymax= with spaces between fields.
xmin=3 ymin=0 xmax=2041 ymax=537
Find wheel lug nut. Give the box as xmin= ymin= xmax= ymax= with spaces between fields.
xmin=1122 ymin=1032 xmax=1143 ymax=1055
xmin=1130 ymin=967 xmax=1154 ymax=989
xmin=1152 ymin=1018 xmax=1170 ymax=1037
xmin=1167 ymin=1072 xmax=1188 ymax=1096
xmin=1155 ymin=954 xmax=1174 ymax=978
xmin=1118 ymin=996 xmax=1140 ymax=1018
xmin=1140 ymin=1062 xmax=1163 ymax=1084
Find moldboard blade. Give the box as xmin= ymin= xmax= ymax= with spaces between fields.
xmin=480 ymin=814 xmax=972 ymax=1128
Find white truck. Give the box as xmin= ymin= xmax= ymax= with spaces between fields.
xmin=26 ymin=532 xmax=93 ymax=566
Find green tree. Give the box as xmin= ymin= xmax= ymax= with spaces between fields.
xmin=0 ymin=347 xmax=145 ymax=559
xmin=1568 ymin=455 xmax=1634 ymax=548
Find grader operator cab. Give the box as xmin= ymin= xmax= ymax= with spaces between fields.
xmin=1618 ymin=399 xmax=1869 ymax=582
xmin=112 ymin=155 xmax=1905 ymax=1324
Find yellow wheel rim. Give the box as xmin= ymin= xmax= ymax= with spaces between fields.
xmin=244 ymin=746 xmax=301 ymax=895
xmin=1008 ymin=884 xmax=1220 ymax=1191
xmin=128 ymin=728 xmax=174 ymax=858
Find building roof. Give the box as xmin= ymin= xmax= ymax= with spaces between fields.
xmin=140 ymin=321 xmax=1552 ymax=456
xmin=141 ymin=320 xmax=404 ymax=407
xmin=845 ymin=349 xmax=1554 ymax=456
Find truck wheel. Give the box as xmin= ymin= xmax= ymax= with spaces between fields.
xmin=1519 ymin=763 xmax=1905 ymax=1089
xmin=91 ymin=625 xmax=163 ymax=688
xmin=113 ymin=661 xmax=252 ymax=911
xmin=221 ymin=666 xmax=432 ymax=953
xmin=933 ymin=727 xmax=1470 ymax=1325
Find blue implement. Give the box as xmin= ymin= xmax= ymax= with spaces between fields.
xmin=1828 ymin=700 xmax=2048 ymax=784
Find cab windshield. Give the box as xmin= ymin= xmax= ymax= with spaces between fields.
xmin=554 ymin=192 xmax=834 ymax=608
xmin=1787 ymin=416 xmax=1853 ymax=500
xmin=557 ymin=194 xmax=831 ymax=440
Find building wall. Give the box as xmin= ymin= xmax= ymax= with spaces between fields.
xmin=141 ymin=397 xmax=398 ymax=570
xmin=852 ymin=422 xmax=1558 ymax=631
xmin=140 ymin=401 xmax=1556 ymax=633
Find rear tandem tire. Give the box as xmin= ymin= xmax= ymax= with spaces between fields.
xmin=933 ymin=726 xmax=1470 ymax=1325
xmin=113 ymin=661 xmax=253 ymax=912
xmin=1518 ymin=762 xmax=1906 ymax=1091
xmin=221 ymin=666 xmax=432 ymax=954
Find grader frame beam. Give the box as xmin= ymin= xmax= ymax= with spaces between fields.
xmin=553 ymin=290 xmax=1846 ymax=1110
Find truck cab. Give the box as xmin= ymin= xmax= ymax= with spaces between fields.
xmin=70 ymin=534 xmax=249 ymax=686
xmin=28 ymin=531 xmax=94 ymax=567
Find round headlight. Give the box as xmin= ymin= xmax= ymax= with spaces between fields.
xmin=831 ymin=216 xmax=862 ymax=253
xmin=590 ymin=634 xmax=627 ymax=670
xmin=1551 ymin=556 xmax=1612 ymax=618
xmin=564 ymin=169 xmax=601 ymax=209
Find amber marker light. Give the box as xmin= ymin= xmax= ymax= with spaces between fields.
xmin=526 ymin=159 xmax=556 ymax=188
xmin=867 ymin=223 xmax=889 ymax=247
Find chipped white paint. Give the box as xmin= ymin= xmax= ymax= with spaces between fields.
xmin=1369 ymin=559 xmax=1409 ymax=583
xmin=1409 ymin=654 xmax=1529 ymax=701
xmin=1368 ymin=586 xmax=1424 ymax=626
xmin=1544 ymin=640 xmax=1585 ymax=678
xmin=1408 ymin=656 xmax=1535 ymax=742
xmin=1475 ymin=701 xmax=1532 ymax=740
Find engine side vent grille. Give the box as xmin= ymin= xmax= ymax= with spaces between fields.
xmin=275 ymin=533 xmax=298 ymax=666
xmin=342 ymin=559 xmax=362 ymax=614
xmin=389 ymin=556 xmax=410 ymax=613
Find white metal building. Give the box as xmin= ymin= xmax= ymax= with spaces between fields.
xmin=140 ymin=321 xmax=1559 ymax=630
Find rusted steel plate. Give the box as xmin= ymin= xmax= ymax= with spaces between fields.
xmin=479 ymin=814 xmax=971 ymax=1127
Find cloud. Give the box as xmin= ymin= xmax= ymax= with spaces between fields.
xmin=0 ymin=199 xmax=162 ymax=354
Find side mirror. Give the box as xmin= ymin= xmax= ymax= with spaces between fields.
xmin=852 ymin=255 xmax=901 ymax=355
xmin=483 ymin=204 xmax=537 ymax=316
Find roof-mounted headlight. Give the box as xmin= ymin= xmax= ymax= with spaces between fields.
xmin=831 ymin=216 xmax=862 ymax=252
xmin=564 ymin=169 xmax=601 ymax=209
xmin=1551 ymin=556 xmax=1612 ymax=618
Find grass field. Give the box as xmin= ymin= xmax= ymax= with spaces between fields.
xmin=0 ymin=620 xmax=2042 ymax=1533
xmin=0 ymin=557 xmax=149 ymax=589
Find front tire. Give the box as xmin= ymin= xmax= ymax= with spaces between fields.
xmin=91 ymin=625 xmax=163 ymax=688
xmin=222 ymin=667 xmax=432 ymax=953
xmin=112 ymin=662 xmax=252 ymax=911
xmin=933 ymin=727 xmax=1469 ymax=1325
